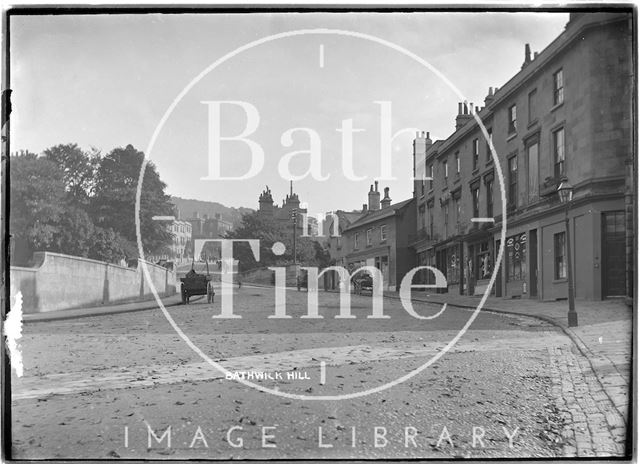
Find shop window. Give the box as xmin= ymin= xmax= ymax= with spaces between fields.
xmin=446 ymin=247 xmax=460 ymax=284
xmin=506 ymin=232 xmax=527 ymax=281
xmin=476 ymin=241 xmax=492 ymax=279
xmin=554 ymin=232 xmax=567 ymax=279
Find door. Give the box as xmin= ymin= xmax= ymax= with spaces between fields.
xmin=495 ymin=240 xmax=502 ymax=297
xmin=529 ymin=229 xmax=538 ymax=298
xmin=602 ymin=211 xmax=626 ymax=296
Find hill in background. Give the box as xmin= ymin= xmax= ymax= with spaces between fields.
xmin=170 ymin=196 xmax=253 ymax=228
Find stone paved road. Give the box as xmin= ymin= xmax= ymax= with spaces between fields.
xmin=10 ymin=287 xmax=629 ymax=459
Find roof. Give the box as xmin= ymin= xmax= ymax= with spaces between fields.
xmin=344 ymin=198 xmax=415 ymax=231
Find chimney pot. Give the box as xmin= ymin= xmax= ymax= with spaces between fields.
xmin=375 ymin=180 xmax=379 ymax=192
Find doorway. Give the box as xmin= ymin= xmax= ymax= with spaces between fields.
xmin=602 ymin=211 xmax=626 ymax=296
xmin=529 ymin=229 xmax=538 ymax=298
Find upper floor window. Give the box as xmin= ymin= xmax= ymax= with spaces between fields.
xmin=418 ymin=205 xmax=426 ymax=230
xmin=508 ymin=104 xmax=517 ymax=134
xmin=420 ymin=177 xmax=425 ymax=196
xmin=380 ymin=224 xmax=388 ymax=241
xmin=455 ymin=152 xmax=460 ymax=174
xmin=553 ymin=69 xmax=564 ymax=105
xmin=443 ymin=160 xmax=449 ymax=179
xmin=472 ymin=139 xmax=479 ymax=170
xmin=427 ymin=204 xmax=434 ymax=238
xmin=486 ymin=178 xmax=494 ymax=218
xmin=471 ymin=186 xmax=480 ymax=218
xmin=486 ymin=127 xmax=493 ymax=161
xmin=453 ymin=192 xmax=461 ymax=224
xmin=528 ymin=89 xmax=537 ymax=123
xmin=428 ymin=164 xmax=434 ymax=189
xmin=553 ymin=127 xmax=566 ymax=179
xmin=354 ymin=232 xmax=360 ymax=249
xmin=366 ymin=228 xmax=373 ymax=246
xmin=508 ymin=155 xmax=518 ymax=207
xmin=527 ymin=140 xmax=539 ymax=202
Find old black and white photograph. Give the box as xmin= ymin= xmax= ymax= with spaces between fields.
xmin=2 ymin=5 xmax=636 ymax=461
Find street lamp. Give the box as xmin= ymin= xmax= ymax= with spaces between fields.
xmin=557 ymin=177 xmax=577 ymax=327
xmin=291 ymin=208 xmax=298 ymax=265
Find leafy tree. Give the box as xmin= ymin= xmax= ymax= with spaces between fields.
xmin=91 ymin=144 xmax=174 ymax=255
xmin=87 ymin=227 xmax=128 ymax=263
xmin=10 ymin=153 xmax=66 ymax=254
xmin=43 ymin=143 xmax=100 ymax=204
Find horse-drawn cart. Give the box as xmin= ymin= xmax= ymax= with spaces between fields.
xmin=180 ymin=262 xmax=215 ymax=304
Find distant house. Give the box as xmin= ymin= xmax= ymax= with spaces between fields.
xmin=340 ymin=182 xmax=416 ymax=291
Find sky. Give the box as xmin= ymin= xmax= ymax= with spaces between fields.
xmin=10 ymin=11 xmax=569 ymax=214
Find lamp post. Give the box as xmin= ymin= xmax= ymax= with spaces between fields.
xmin=291 ymin=208 xmax=298 ymax=265
xmin=557 ymin=177 xmax=577 ymax=327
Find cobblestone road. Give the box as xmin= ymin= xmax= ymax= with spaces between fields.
xmin=10 ymin=286 xmax=629 ymax=459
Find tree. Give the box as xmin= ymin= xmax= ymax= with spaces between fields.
xmin=10 ymin=153 xmax=66 ymax=256
xmin=43 ymin=143 xmax=100 ymax=204
xmin=91 ymin=144 xmax=174 ymax=256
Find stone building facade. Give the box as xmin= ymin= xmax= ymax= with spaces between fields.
xmin=341 ymin=182 xmax=416 ymax=291
xmin=412 ymin=12 xmax=633 ymax=301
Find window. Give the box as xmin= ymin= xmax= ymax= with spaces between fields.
xmin=527 ymin=140 xmax=539 ymax=202
xmin=471 ymin=186 xmax=480 ymax=218
xmin=486 ymin=127 xmax=493 ymax=161
xmin=443 ymin=160 xmax=449 ymax=179
xmin=453 ymin=192 xmax=461 ymax=226
xmin=528 ymin=89 xmax=537 ymax=123
xmin=508 ymin=104 xmax=517 ymax=134
xmin=380 ymin=224 xmax=387 ymax=241
xmin=554 ymin=232 xmax=567 ymax=279
xmin=472 ymin=139 xmax=479 ymax=170
xmin=443 ymin=202 xmax=449 ymax=236
xmin=420 ymin=177 xmax=425 ymax=196
xmin=418 ymin=205 xmax=426 ymax=230
xmin=366 ymin=228 xmax=373 ymax=246
xmin=427 ymin=204 xmax=434 ymax=238
xmin=455 ymin=152 xmax=460 ymax=174
xmin=354 ymin=232 xmax=360 ymax=249
xmin=486 ymin=179 xmax=494 ymax=218
xmin=553 ymin=69 xmax=564 ymax=105
xmin=553 ymin=127 xmax=565 ymax=179
xmin=508 ymin=155 xmax=518 ymax=207
xmin=506 ymin=232 xmax=527 ymax=282
xmin=428 ymin=164 xmax=434 ymax=189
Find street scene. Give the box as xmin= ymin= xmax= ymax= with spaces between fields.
xmin=5 ymin=8 xmax=635 ymax=461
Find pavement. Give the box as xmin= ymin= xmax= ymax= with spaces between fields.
xmin=398 ymin=292 xmax=633 ymax=427
xmin=21 ymin=293 xmax=192 ymax=322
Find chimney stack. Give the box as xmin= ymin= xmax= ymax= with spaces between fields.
xmin=381 ymin=187 xmax=392 ymax=209
xmin=368 ymin=181 xmax=381 ymax=211
xmin=362 ymin=203 xmax=368 ymax=213
xmin=455 ymin=102 xmax=473 ymax=130
xmin=522 ymin=43 xmax=532 ymax=69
